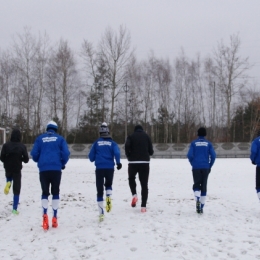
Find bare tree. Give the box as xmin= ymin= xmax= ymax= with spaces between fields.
xmin=0 ymin=50 xmax=16 ymax=119
xmin=154 ymin=58 xmax=172 ymax=143
xmin=138 ymin=52 xmax=159 ymax=141
xmin=98 ymin=25 xmax=134 ymax=136
xmin=139 ymin=60 xmax=155 ymax=131
xmin=245 ymin=85 xmax=260 ymax=141
xmin=214 ymin=34 xmax=250 ymax=141
xmin=47 ymin=39 xmax=78 ymax=139
xmin=172 ymin=50 xmax=189 ymax=143
xmin=191 ymin=55 xmax=206 ymax=126
xmin=45 ymin=53 xmax=59 ymax=120
xmin=122 ymin=56 xmax=143 ymax=127
xmin=73 ymin=90 xmax=87 ymax=143
xmin=81 ymin=40 xmax=97 ymax=80
xmin=12 ymin=27 xmax=39 ymax=141
xmin=204 ymin=56 xmax=217 ymax=140
xmin=32 ymin=32 xmax=50 ymax=135
xmin=81 ymin=40 xmax=111 ymax=128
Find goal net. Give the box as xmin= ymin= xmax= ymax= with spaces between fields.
xmin=0 ymin=127 xmax=6 ymax=145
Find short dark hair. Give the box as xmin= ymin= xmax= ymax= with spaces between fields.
xmin=197 ymin=127 xmax=206 ymax=137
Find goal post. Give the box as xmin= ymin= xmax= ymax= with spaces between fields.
xmin=0 ymin=127 xmax=6 ymax=145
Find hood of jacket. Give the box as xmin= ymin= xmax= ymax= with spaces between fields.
xmin=10 ymin=129 xmax=21 ymax=142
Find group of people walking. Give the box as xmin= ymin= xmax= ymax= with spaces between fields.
xmin=1 ymin=121 xmax=259 ymax=229
xmin=0 ymin=121 xmax=154 ymax=228
xmin=89 ymin=125 xmax=216 ymax=220
xmin=89 ymin=123 xmax=154 ymax=221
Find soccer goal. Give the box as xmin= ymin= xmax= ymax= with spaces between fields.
xmin=0 ymin=127 xmax=6 ymax=145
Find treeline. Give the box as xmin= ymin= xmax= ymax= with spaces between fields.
xmin=0 ymin=26 xmax=260 ymax=144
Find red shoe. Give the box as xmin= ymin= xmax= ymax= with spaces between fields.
xmin=42 ymin=214 xmax=49 ymax=230
xmin=141 ymin=207 xmax=146 ymax=213
xmin=131 ymin=196 xmax=138 ymax=207
xmin=52 ymin=217 xmax=58 ymax=228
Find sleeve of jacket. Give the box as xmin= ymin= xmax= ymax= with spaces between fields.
xmin=0 ymin=144 xmax=6 ymax=163
xmin=22 ymin=144 xmax=29 ymax=163
xmin=88 ymin=142 xmax=96 ymax=162
xmin=113 ymin=142 xmax=121 ymax=164
xmin=250 ymin=141 xmax=257 ymax=163
xmin=30 ymin=138 xmax=40 ymax=162
xmin=209 ymin=143 xmax=216 ymax=168
xmin=124 ymin=136 xmax=131 ymax=158
xmin=60 ymin=138 xmax=70 ymax=166
xmin=187 ymin=143 xmax=194 ymax=165
xmin=148 ymin=136 xmax=154 ymax=156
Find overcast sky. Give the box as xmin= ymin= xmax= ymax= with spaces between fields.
xmin=1 ymin=0 xmax=260 ymax=83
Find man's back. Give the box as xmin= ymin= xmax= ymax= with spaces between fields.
xmin=0 ymin=129 xmax=29 ymax=172
xmin=187 ymin=137 xmax=215 ymax=169
xmin=89 ymin=136 xmax=120 ymax=169
xmin=125 ymin=125 xmax=153 ymax=162
xmin=31 ymin=129 xmax=70 ymax=172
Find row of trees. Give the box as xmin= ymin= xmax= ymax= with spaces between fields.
xmin=0 ymin=26 xmax=260 ymax=144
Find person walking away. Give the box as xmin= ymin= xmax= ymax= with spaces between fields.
xmin=125 ymin=125 xmax=154 ymax=213
xmin=0 ymin=128 xmax=29 ymax=214
xmin=30 ymin=120 xmax=70 ymax=230
xmin=88 ymin=122 xmax=122 ymax=222
xmin=187 ymin=127 xmax=216 ymax=214
xmin=250 ymin=130 xmax=260 ymax=203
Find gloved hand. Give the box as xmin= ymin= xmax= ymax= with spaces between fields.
xmin=117 ymin=163 xmax=122 ymax=170
xmin=62 ymin=165 xmax=65 ymax=170
xmin=252 ymin=161 xmax=256 ymax=165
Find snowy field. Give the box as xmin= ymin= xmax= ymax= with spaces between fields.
xmin=0 ymin=158 xmax=259 ymax=260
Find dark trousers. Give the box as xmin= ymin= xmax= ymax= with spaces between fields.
xmin=192 ymin=169 xmax=209 ymax=195
xmin=128 ymin=163 xmax=150 ymax=207
xmin=256 ymin=166 xmax=260 ymax=191
xmin=40 ymin=171 xmax=62 ymax=197
xmin=6 ymin=171 xmax=21 ymax=195
xmin=95 ymin=169 xmax=114 ymax=201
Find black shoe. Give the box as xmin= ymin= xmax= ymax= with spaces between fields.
xmin=200 ymin=208 xmax=203 ymax=214
xmin=196 ymin=201 xmax=201 ymax=214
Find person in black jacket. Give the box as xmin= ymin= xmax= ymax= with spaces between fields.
xmin=0 ymin=128 xmax=29 ymax=214
xmin=125 ymin=125 xmax=154 ymax=212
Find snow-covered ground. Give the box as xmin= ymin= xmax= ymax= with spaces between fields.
xmin=0 ymin=158 xmax=259 ymax=260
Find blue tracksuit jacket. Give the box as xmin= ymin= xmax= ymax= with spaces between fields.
xmin=30 ymin=129 xmax=70 ymax=172
xmin=88 ymin=137 xmax=121 ymax=169
xmin=250 ymin=137 xmax=260 ymax=166
xmin=187 ymin=136 xmax=216 ymax=170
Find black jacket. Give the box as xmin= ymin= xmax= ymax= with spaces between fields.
xmin=0 ymin=129 xmax=29 ymax=173
xmin=125 ymin=128 xmax=154 ymax=162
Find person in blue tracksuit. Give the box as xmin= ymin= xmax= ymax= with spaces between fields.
xmin=187 ymin=127 xmax=216 ymax=214
xmin=88 ymin=122 xmax=122 ymax=221
xmin=250 ymin=130 xmax=260 ymax=203
xmin=31 ymin=120 xmax=70 ymax=230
